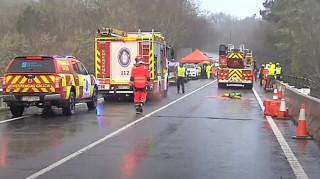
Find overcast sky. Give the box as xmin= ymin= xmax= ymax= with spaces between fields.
xmin=199 ymin=0 xmax=266 ymax=18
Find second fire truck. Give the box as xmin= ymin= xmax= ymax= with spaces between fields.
xmin=217 ymin=44 xmax=254 ymax=89
xmin=94 ymin=28 xmax=169 ymax=100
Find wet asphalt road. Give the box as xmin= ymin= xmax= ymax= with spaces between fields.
xmin=1 ymin=79 xmax=320 ymax=179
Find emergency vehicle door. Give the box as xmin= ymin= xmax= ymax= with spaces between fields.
xmin=77 ymin=62 xmax=91 ymax=98
xmin=110 ymin=42 xmax=138 ymax=82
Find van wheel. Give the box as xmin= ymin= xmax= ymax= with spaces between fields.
xmin=62 ymin=91 xmax=75 ymax=116
xmin=87 ymin=88 xmax=98 ymax=110
xmin=10 ymin=105 xmax=25 ymax=117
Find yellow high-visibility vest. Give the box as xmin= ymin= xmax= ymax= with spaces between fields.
xmin=198 ymin=66 xmax=201 ymax=72
xmin=268 ymin=65 xmax=275 ymax=76
xmin=206 ymin=65 xmax=211 ymax=72
xmin=177 ymin=66 xmax=185 ymax=77
xmin=276 ymin=67 xmax=282 ymax=75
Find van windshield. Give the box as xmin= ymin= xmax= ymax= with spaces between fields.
xmin=7 ymin=59 xmax=56 ymax=73
xmin=184 ymin=64 xmax=195 ymax=68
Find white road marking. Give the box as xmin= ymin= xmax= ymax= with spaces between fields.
xmin=252 ymin=88 xmax=309 ymax=179
xmin=26 ymin=80 xmax=216 ymax=179
xmin=0 ymin=116 xmax=28 ymax=124
xmin=0 ymin=98 xmax=105 ymax=125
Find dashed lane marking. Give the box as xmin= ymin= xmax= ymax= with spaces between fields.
xmin=26 ymin=80 xmax=216 ymax=179
xmin=252 ymin=88 xmax=309 ymax=179
xmin=0 ymin=98 xmax=104 ymax=125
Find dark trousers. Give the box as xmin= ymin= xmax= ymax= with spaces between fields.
xmin=276 ymin=74 xmax=282 ymax=80
xmin=266 ymin=75 xmax=275 ymax=88
xmin=177 ymin=77 xmax=185 ymax=92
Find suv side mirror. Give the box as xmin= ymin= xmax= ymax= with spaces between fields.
xmin=88 ymin=69 xmax=94 ymax=75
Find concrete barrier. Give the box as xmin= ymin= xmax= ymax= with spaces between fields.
xmin=283 ymin=85 xmax=320 ymax=141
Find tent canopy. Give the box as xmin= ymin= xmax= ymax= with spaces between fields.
xmin=180 ymin=49 xmax=213 ymax=63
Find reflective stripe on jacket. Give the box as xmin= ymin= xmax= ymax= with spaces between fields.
xmin=177 ymin=66 xmax=185 ymax=77
xmin=130 ymin=65 xmax=150 ymax=88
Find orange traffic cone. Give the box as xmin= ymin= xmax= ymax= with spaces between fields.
xmin=272 ymin=85 xmax=278 ymax=100
xmin=292 ymin=104 xmax=312 ymax=140
xmin=278 ymin=85 xmax=283 ymax=100
xmin=276 ymin=94 xmax=289 ymax=119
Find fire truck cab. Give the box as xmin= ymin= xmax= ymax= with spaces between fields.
xmin=94 ymin=28 xmax=169 ymax=100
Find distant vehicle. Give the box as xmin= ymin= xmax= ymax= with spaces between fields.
xmin=2 ymin=55 xmax=98 ymax=117
xmin=217 ymin=44 xmax=254 ymax=89
xmin=168 ymin=62 xmax=178 ymax=84
xmin=183 ymin=63 xmax=199 ymax=79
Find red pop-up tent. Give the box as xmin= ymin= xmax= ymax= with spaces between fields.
xmin=180 ymin=49 xmax=212 ymax=63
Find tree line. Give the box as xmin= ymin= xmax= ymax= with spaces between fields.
xmin=0 ymin=0 xmax=317 ymax=82
xmin=0 ymin=0 xmax=216 ymax=73
xmin=259 ymin=0 xmax=320 ymax=82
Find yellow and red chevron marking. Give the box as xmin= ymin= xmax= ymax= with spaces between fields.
xmin=227 ymin=53 xmax=244 ymax=59
xmin=5 ymin=75 xmax=55 ymax=93
xmin=95 ymin=47 xmax=101 ymax=75
xmin=149 ymin=40 xmax=154 ymax=79
xmin=228 ymin=69 xmax=243 ymax=81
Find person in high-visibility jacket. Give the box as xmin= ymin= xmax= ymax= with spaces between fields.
xmin=198 ymin=65 xmax=202 ymax=79
xmin=206 ymin=64 xmax=211 ymax=79
xmin=266 ymin=63 xmax=276 ymax=89
xmin=177 ymin=63 xmax=186 ymax=93
xmin=259 ymin=64 xmax=265 ymax=86
xmin=130 ymin=56 xmax=150 ymax=114
xmin=275 ymin=63 xmax=282 ymax=80
xmin=262 ymin=64 xmax=269 ymax=87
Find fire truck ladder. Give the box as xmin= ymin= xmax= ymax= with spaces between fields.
xmin=97 ymin=28 xmax=127 ymax=37
xmin=140 ymin=29 xmax=152 ymax=62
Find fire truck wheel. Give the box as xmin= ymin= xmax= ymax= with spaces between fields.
xmin=245 ymin=84 xmax=253 ymax=89
xmin=87 ymin=87 xmax=98 ymax=110
xmin=62 ymin=91 xmax=75 ymax=116
xmin=10 ymin=105 xmax=25 ymax=117
xmin=218 ymin=83 xmax=226 ymax=89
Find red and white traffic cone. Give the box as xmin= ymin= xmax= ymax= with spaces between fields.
xmin=292 ymin=104 xmax=312 ymax=140
xmin=278 ymin=85 xmax=283 ymax=100
xmin=276 ymin=94 xmax=289 ymax=119
xmin=272 ymin=85 xmax=278 ymax=100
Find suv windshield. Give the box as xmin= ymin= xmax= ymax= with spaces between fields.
xmin=7 ymin=59 xmax=56 ymax=73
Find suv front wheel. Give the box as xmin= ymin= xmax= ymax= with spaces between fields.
xmin=10 ymin=105 xmax=25 ymax=117
xmin=87 ymin=87 xmax=98 ymax=110
xmin=62 ymin=91 xmax=75 ymax=116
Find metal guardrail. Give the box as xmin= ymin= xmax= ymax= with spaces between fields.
xmin=282 ymin=74 xmax=320 ymax=98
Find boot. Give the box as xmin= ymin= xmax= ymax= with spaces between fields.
xmin=135 ymin=103 xmax=141 ymax=114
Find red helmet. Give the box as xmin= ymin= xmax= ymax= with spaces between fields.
xmin=135 ymin=56 xmax=145 ymax=64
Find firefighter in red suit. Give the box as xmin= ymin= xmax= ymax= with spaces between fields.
xmin=130 ymin=56 xmax=150 ymax=114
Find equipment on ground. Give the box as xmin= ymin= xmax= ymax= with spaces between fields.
xmin=217 ymin=44 xmax=254 ymax=89
xmin=95 ymin=28 xmax=169 ymax=101
xmin=223 ymin=92 xmax=242 ymax=99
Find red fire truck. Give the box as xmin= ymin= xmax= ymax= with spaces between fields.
xmin=94 ymin=28 xmax=169 ymax=100
xmin=217 ymin=44 xmax=254 ymax=89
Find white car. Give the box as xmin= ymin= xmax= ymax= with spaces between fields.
xmin=184 ymin=63 xmax=199 ymax=79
